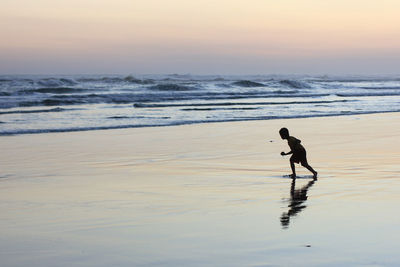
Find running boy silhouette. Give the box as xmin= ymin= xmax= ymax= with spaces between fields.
xmin=279 ymin=128 xmax=317 ymax=179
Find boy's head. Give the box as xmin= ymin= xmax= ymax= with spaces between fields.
xmin=279 ymin=127 xmax=289 ymax=139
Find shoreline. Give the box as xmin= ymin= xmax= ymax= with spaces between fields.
xmin=1 ymin=110 xmax=400 ymax=136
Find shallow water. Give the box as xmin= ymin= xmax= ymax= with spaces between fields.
xmin=1 ymin=168 xmax=399 ymax=266
xmin=0 ymin=114 xmax=399 ymax=266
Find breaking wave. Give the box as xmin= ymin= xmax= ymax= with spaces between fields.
xmin=232 ymin=80 xmax=265 ymax=87
xmin=149 ymin=84 xmax=194 ymax=91
xmin=24 ymin=87 xmax=89 ymax=94
xmin=279 ymin=80 xmax=311 ymax=89
xmin=37 ymin=78 xmax=78 ymax=87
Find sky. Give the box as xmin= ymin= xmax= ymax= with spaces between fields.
xmin=1 ymin=0 xmax=400 ymax=75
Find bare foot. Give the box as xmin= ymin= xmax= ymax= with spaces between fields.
xmin=313 ymin=172 xmax=318 ymax=179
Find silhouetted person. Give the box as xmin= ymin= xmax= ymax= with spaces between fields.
xmin=279 ymin=127 xmax=317 ymax=178
xmin=280 ymin=178 xmax=316 ymax=229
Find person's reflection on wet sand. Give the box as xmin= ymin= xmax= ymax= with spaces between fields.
xmin=280 ymin=178 xmax=316 ymax=229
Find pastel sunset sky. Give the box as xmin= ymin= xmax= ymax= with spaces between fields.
xmin=1 ymin=0 xmax=400 ymax=74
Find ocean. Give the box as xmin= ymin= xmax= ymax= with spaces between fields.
xmin=1 ymin=74 xmax=400 ymax=135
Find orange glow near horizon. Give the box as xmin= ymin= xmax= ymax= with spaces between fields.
xmin=1 ymin=0 xmax=400 ymax=74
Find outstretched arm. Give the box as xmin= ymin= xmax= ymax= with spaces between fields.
xmin=281 ymin=151 xmax=293 ymax=156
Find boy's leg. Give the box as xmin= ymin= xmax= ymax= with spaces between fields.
xmin=302 ymin=162 xmax=317 ymax=178
xmin=290 ymin=159 xmax=296 ymax=178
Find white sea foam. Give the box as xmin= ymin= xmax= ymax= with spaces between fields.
xmin=1 ymin=74 xmax=400 ymax=135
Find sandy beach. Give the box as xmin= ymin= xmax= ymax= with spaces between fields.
xmin=1 ymin=112 xmax=400 ymax=266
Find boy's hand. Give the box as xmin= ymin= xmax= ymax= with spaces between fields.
xmin=281 ymin=152 xmax=285 ymax=156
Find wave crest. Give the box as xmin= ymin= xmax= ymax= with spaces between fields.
xmin=279 ymin=80 xmax=311 ymax=89
xmin=149 ymin=84 xmax=193 ymax=91
xmin=38 ymin=78 xmax=78 ymax=87
xmin=31 ymin=87 xmax=87 ymax=94
xmin=232 ymin=80 xmax=264 ymax=87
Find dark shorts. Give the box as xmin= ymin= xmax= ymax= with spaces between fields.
xmin=290 ymin=148 xmax=307 ymax=164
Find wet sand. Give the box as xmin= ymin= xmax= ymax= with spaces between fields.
xmin=1 ymin=113 xmax=400 ymax=266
